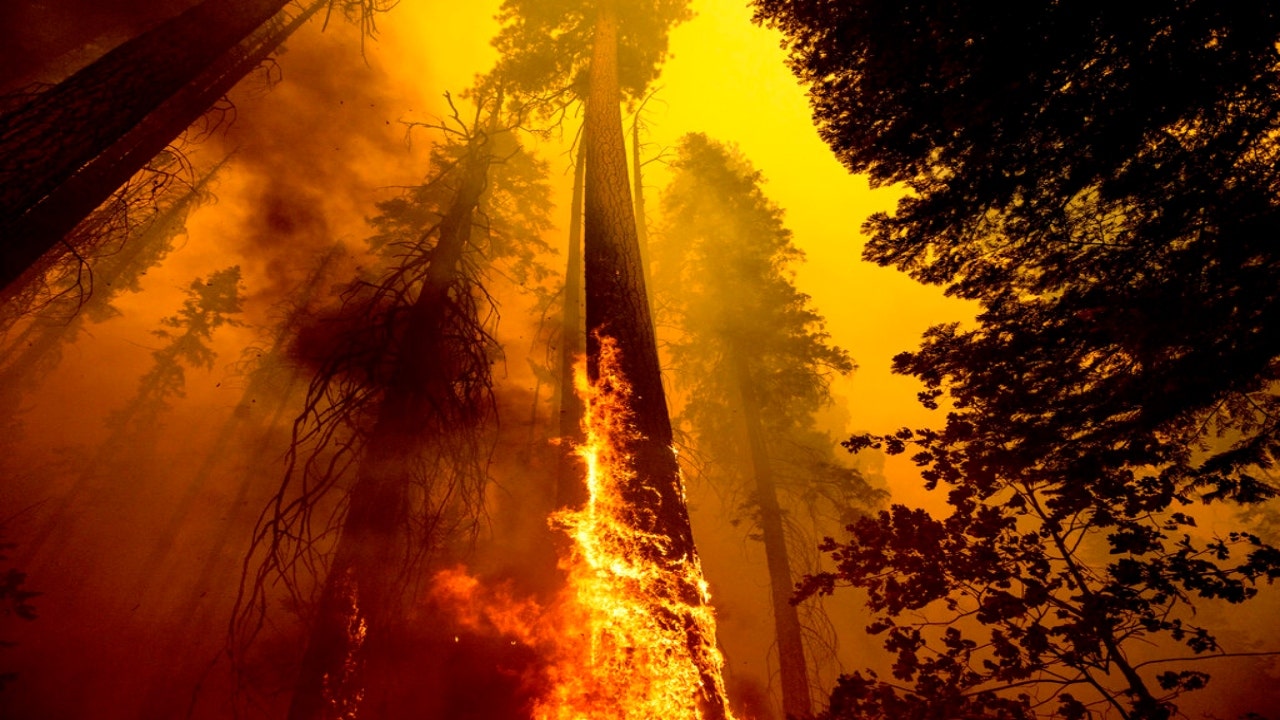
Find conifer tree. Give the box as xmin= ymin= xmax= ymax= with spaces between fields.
xmin=655 ymin=134 xmax=882 ymax=718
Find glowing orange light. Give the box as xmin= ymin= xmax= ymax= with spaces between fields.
xmin=430 ymin=336 xmax=734 ymax=719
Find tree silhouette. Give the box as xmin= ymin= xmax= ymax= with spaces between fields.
xmin=19 ymin=265 xmax=244 ymax=568
xmin=233 ymin=92 xmax=554 ymax=720
xmin=756 ymin=2 xmax=1280 ymax=717
xmin=0 ymin=0 xmax=390 ymax=290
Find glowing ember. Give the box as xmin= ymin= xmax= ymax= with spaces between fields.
xmin=430 ymin=336 xmax=734 ymax=719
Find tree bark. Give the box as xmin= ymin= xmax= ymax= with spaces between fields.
xmin=582 ymin=3 xmax=727 ymax=718
xmin=0 ymin=155 xmax=228 ymax=416
xmin=0 ymin=0 xmax=321 ymax=291
xmin=287 ymin=138 xmax=493 ymax=720
xmin=731 ymin=349 xmax=812 ymax=719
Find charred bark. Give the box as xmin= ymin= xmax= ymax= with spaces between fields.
xmin=287 ymin=137 xmax=494 ymax=720
xmin=731 ymin=349 xmax=812 ymax=719
xmin=0 ymin=0 xmax=322 ymax=290
xmin=582 ymin=3 xmax=727 ymax=718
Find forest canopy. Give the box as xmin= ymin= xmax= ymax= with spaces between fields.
xmin=756 ymin=1 xmax=1280 ymax=718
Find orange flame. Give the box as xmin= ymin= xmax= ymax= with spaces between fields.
xmin=429 ymin=336 xmax=734 ymax=719
xmin=534 ymin=335 xmax=733 ymax=720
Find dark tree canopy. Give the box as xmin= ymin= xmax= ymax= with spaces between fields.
xmin=491 ymin=0 xmax=691 ymax=103
xmin=755 ymin=0 xmax=1280 ymax=533
xmin=755 ymin=2 xmax=1280 ymax=717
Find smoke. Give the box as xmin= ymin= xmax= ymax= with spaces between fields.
xmin=188 ymin=13 xmax=437 ymax=318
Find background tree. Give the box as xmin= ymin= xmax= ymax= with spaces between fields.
xmin=19 ymin=266 xmax=245 ymax=567
xmin=0 ymin=531 xmax=38 ymax=693
xmin=755 ymin=1 xmax=1280 ymax=717
xmin=654 ymin=133 xmax=883 ymax=719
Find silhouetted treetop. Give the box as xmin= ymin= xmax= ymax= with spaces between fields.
xmin=756 ymin=0 xmax=1280 ymax=507
xmin=754 ymin=5 xmax=1280 ymax=715
xmin=492 ymin=0 xmax=691 ymax=102
xmin=756 ymin=1 xmax=1280 ymax=220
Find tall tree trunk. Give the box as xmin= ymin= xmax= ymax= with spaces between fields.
xmin=0 ymin=155 xmax=228 ymax=428
xmin=556 ymin=144 xmax=587 ymax=509
xmin=731 ymin=349 xmax=812 ymax=719
xmin=582 ymin=4 xmax=727 ymax=718
xmin=0 ymin=0 xmax=321 ymax=290
xmin=288 ymin=142 xmax=493 ymax=720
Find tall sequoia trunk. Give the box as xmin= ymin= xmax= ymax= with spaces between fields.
xmin=0 ymin=0 xmax=321 ymax=290
xmin=556 ymin=145 xmax=588 ymax=509
xmin=731 ymin=349 xmax=812 ymax=718
xmin=582 ymin=4 xmax=727 ymax=718
xmin=287 ymin=140 xmax=493 ymax=720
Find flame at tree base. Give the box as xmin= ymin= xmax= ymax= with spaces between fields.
xmin=540 ymin=335 xmax=733 ymax=719
xmin=433 ymin=336 xmax=735 ymax=719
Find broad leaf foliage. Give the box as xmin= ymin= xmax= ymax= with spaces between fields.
xmin=757 ymin=1 xmax=1280 ymax=717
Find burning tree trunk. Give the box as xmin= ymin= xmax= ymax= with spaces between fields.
xmin=581 ymin=4 xmax=728 ymax=718
xmin=730 ymin=349 xmax=811 ymax=719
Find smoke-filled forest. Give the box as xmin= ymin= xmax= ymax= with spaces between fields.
xmin=2 ymin=1 xmax=1280 ymax=719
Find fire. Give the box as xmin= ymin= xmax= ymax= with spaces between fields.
xmin=430 ymin=336 xmax=735 ymax=719
xmin=537 ymin=335 xmax=733 ymax=720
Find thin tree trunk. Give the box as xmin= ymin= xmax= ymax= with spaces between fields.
xmin=288 ymin=142 xmax=493 ymax=720
xmin=582 ymin=4 xmax=727 ymax=718
xmin=556 ymin=144 xmax=587 ymax=509
xmin=0 ymin=0 xmax=322 ymax=290
xmin=132 ymin=243 xmax=342 ymax=604
xmin=631 ymin=115 xmax=652 ymax=285
xmin=731 ymin=349 xmax=812 ymax=718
